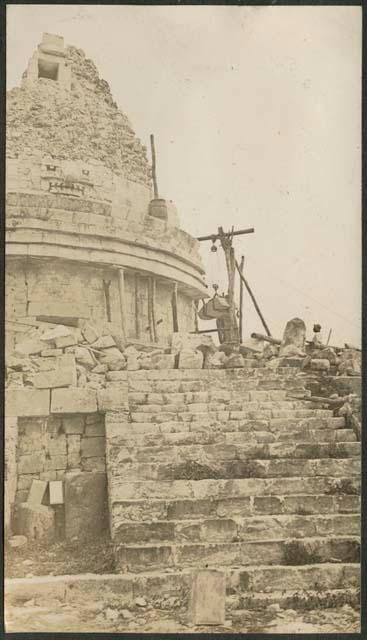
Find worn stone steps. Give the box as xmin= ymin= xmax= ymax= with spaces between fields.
xmin=109 ymin=457 xmax=361 ymax=481
xmin=112 ymin=513 xmax=360 ymax=545
xmin=124 ymin=441 xmax=360 ymax=463
xmin=111 ymin=494 xmax=360 ymax=522
xmin=229 ymin=587 xmax=360 ymax=611
xmin=108 ymin=476 xmax=361 ymax=502
xmin=115 ymin=535 xmax=360 ymax=572
xmin=107 ymin=427 xmax=356 ymax=449
xmin=129 ymin=408 xmax=334 ymax=423
xmin=129 ymin=390 xmax=293 ymax=404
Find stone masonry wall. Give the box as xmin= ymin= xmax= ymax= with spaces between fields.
xmin=15 ymin=413 xmax=106 ymax=504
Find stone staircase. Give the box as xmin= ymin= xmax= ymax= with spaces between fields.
xmin=105 ymin=364 xmax=360 ymax=611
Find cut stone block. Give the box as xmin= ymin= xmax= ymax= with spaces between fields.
xmin=170 ymin=332 xmax=217 ymax=355
xmin=40 ymin=325 xmax=74 ymax=342
xmin=97 ymin=388 xmax=128 ymax=412
xmin=49 ymin=480 xmax=64 ymax=505
xmin=40 ymin=348 xmax=63 ymax=357
xmin=64 ymin=472 xmax=108 ymax=538
xmin=34 ymin=354 xmax=77 ymax=389
xmin=13 ymin=337 xmax=45 ymax=357
xmin=51 ymin=388 xmax=97 ymax=414
xmin=30 ymin=302 xmax=90 ymax=320
xmin=189 ymin=570 xmax=226 ymax=625
xmin=14 ymin=502 xmax=55 ymax=542
xmin=91 ymin=335 xmax=116 ymax=349
xmin=81 ymin=436 xmax=105 ymax=458
xmin=63 ymin=415 xmax=85 ymax=435
xmin=178 ymin=350 xmax=204 ymax=369
xmin=5 ymin=389 xmax=50 ymax=417
xmin=27 ymin=479 xmax=48 ymax=505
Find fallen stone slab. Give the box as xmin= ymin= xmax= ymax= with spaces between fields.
xmin=27 ymin=479 xmax=48 ymax=505
xmin=170 ymin=332 xmax=217 ymax=356
xmin=64 ymin=472 xmax=107 ymax=539
xmin=189 ymin=570 xmax=226 ymax=625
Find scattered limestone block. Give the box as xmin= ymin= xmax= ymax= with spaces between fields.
xmin=14 ymin=337 xmax=45 ymax=357
xmin=40 ymin=348 xmax=63 ymax=357
xmin=319 ymin=347 xmax=339 ymax=365
xmin=170 ymin=332 xmax=216 ymax=355
xmin=92 ymin=363 xmax=108 ymax=374
xmin=14 ymin=502 xmax=55 ymax=543
xmin=178 ymin=350 xmax=203 ymax=369
xmin=280 ymin=344 xmax=306 ymax=358
xmin=338 ymin=349 xmax=361 ymax=376
xmin=240 ymin=337 xmax=265 ymax=354
xmin=126 ymin=356 xmax=140 ymax=371
xmin=33 ymin=354 xmax=77 ymax=389
xmin=310 ymin=358 xmax=331 ymax=372
xmin=97 ymin=387 xmax=129 ymax=412
xmin=151 ymin=353 xmax=175 ymax=370
xmin=40 ymin=325 xmax=74 ymax=342
xmin=74 ymin=347 xmax=96 ymax=369
xmin=54 ymin=334 xmax=79 ymax=349
xmin=99 ymin=347 xmax=126 ymax=365
xmin=6 ymin=371 xmax=24 ymax=388
xmin=81 ymin=324 xmax=102 ymax=344
xmin=64 ymin=472 xmax=107 ymax=539
xmin=189 ymin=570 xmax=225 ymax=625
xmin=51 ymin=388 xmax=97 ymax=414
xmin=207 ymin=351 xmax=227 ymax=369
xmin=225 ymin=353 xmax=245 ymax=368
xmin=5 ymin=388 xmax=50 ymax=417
xmin=91 ymin=335 xmax=116 ymax=349
xmin=279 ymin=317 xmax=306 ymax=354
xmin=27 ymin=479 xmax=48 ymax=505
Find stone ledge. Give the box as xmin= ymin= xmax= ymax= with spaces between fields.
xmin=5 ymin=388 xmax=50 ymax=417
xmin=51 ymin=388 xmax=97 ymax=414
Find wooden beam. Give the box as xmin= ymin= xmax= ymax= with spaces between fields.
xmin=150 ymin=134 xmax=159 ymax=199
xmin=239 ymin=256 xmax=244 ymax=343
xmin=235 ymin=260 xmax=272 ymax=337
xmin=148 ymin=277 xmax=158 ymax=343
xmin=117 ymin=268 xmax=127 ymax=342
xmin=197 ymin=228 xmax=254 ymax=242
xmin=102 ymin=279 xmax=112 ymax=322
xmin=171 ymin=282 xmax=179 ymax=333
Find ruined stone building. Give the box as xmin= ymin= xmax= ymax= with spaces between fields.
xmin=5 ymin=34 xmax=360 ymax=631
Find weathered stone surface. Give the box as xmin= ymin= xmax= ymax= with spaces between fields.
xmin=5 ymin=389 xmax=50 ymax=417
xmin=74 ymin=347 xmax=96 ymax=369
xmin=13 ymin=336 xmax=45 ymax=357
xmin=51 ymin=388 xmax=97 ymax=413
xmin=170 ymin=332 xmax=217 ymax=356
xmin=178 ymin=350 xmax=203 ymax=369
xmin=33 ymin=354 xmax=77 ymax=389
xmin=225 ymin=353 xmax=245 ymax=369
xmin=63 ymin=415 xmax=85 ymax=435
xmin=40 ymin=348 xmax=63 ymax=358
xmin=189 ymin=570 xmax=226 ymax=625
xmin=206 ymin=351 xmax=227 ymax=369
xmin=310 ymin=358 xmax=331 ymax=372
xmin=8 ymin=534 xmax=28 ymax=549
xmin=27 ymin=479 xmax=47 ymax=504
xmin=97 ymin=388 xmax=128 ymax=412
xmin=64 ymin=472 xmax=108 ymax=538
xmin=91 ymin=335 xmax=116 ymax=349
xmin=14 ymin=502 xmax=55 ymax=542
xmin=150 ymin=354 xmax=175 ymax=370
xmin=280 ymin=318 xmax=306 ymax=354
xmin=81 ymin=436 xmax=105 ymax=458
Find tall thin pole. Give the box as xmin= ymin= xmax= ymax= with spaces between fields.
xmin=235 ymin=260 xmax=271 ymax=337
xmin=150 ymin=134 xmax=159 ymax=199
xmin=239 ymin=255 xmax=244 ymax=343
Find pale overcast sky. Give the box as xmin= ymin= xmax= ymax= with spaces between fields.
xmin=7 ymin=5 xmax=362 ymax=346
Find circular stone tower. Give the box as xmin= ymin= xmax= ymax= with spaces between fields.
xmin=6 ymin=33 xmax=207 ymax=354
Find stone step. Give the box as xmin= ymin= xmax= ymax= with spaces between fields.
xmin=115 ymin=535 xmax=360 ymax=572
xmin=129 ymin=442 xmax=360 ymax=464
xmin=228 ymin=562 xmax=360 ymax=595
xmin=109 ymin=476 xmax=360 ymax=502
xmin=229 ymin=587 xmax=360 ymax=611
xmin=107 ymin=427 xmax=356 ymax=449
xmin=129 ymin=408 xmax=334 ymax=423
xmin=111 ymin=494 xmax=360 ymax=523
xmin=5 ymin=564 xmax=359 ymax=611
xmin=129 ymin=390 xmax=292 ymax=404
xmin=112 ymin=513 xmax=360 ymax=545
xmin=109 ymin=457 xmax=360 ymax=481
xmin=129 ymin=401 xmax=312 ymax=413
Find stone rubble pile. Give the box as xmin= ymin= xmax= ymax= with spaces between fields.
xmin=7 ymin=45 xmax=151 ymax=187
xmin=6 ymin=317 xmax=362 ymax=393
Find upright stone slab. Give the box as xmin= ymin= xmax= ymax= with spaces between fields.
xmin=189 ymin=570 xmax=226 ymax=625
xmin=14 ymin=502 xmax=55 ymax=542
xmin=64 ymin=472 xmax=108 ymax=539
xmin=27 ymin=479 xmax=48 ymax=504
xmin=280 ymin=317 xmax=306 ymax=354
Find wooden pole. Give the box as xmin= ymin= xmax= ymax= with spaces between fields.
xmin=102 ymin=279 xmax=112 ymax=323
xmin=172 ymin=282 xmax=179 ymax=333
xmin=150 ymin=134 xmax=159 ymax=199
xmin=148 ymin=277 xmax=158 ymax=343
xmin=197 ymin=228 xmax=254 ymax=242
xmin=235 ymin=260 xmax=272 ymax=337
xmin=326 ymin=329 xmax=332 ymax=346
xmin=239 ymin=255 xmax=244 ymax=343
xmin=134 ymin=273 xmax=141 ymax=339
xmin=218 ymin=226 xmax=239 ymax=344
xmin=117 ymin=268 xmax=127 ymax=343
xmin=194 ymin=300 xmax=199 ymax=333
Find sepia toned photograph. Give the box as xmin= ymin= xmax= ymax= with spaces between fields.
xmin=3 ymin=4 xmax=362 ymax=634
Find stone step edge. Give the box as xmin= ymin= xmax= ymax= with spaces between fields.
xmin=115 ymin=534 xmax=360 ymax=549
xmin=113 ymin=513 xmax=361 ymax=526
